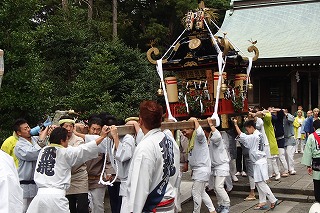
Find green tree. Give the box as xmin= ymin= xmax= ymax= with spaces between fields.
xmin=0 ymin=0 xmax=50 ymax=141
xmin=69 ymin=40 xmax=158 ymax=119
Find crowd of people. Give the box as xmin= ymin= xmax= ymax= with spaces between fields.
xmin=1 ymin=102 xmax=320 ymax=213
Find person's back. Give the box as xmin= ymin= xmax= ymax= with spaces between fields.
xmin=127 ymin=101 xmax=178 ymax=213
xmin=263 ymin=112 xmax=279 ymax=155
xmin=27 ymin=127 xmax=109 ymax=213
xmin=1 ymin=133 xmax=19 ymax=167
xmin=181 ymin=117 xmax=216 ymax=213
xmin=187 ymin=126 xmax=211 ymax=181
xmin=206 ymin=120 xmax=230 ymax=213
xmin=273 ymin=109 xmax=285 ymax=138
xmin=208 ymin=129 xmax=229 ymax=169
xmin=67 ymin=133 xmax=88 ymax=195
xmin=0 ymin=150 xmax=23 ymax=213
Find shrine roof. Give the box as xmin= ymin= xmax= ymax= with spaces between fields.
xmin=215 ymin=0 xmax=320 ymax=65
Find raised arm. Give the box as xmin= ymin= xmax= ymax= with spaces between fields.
xmin=73 ymin=123 xmax=86 ymax=139
xmin=95 ymin=125 xmax=110 ymax=145
xmin=110 ymin=125 xmax=120 ymax=150
xmin=189 ymin=117 xmax=200 ymax=130
xmin=233 ymin=118 xmax=242 ymax=135
xmin=207 ymin=117 xmax=216 ymax=132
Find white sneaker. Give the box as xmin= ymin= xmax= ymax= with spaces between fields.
xmin=235 ymin=172 xmax=241 ymax=176
xmin=241 ymin=171 xmax=247 ymax=177
xmin=232 ymin=175 xmax=238 ymax=182
xmin=275 ymin=173 xmax=281 ymax=181
xmin=290 ymin=170 xmax=297 ymax=175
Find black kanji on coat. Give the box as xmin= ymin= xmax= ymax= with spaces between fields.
xmin=36 ymin=147 xmax=57 ymax=176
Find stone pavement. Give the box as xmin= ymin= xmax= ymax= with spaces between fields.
xmin=180 ymin=153 xmax=315 ymax=212
xmin=230 ymin=154 xmax=314 ymax=203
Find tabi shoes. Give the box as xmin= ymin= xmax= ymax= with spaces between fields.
xmin=275 ymin=173 xmax=281 ymax=181
xmin=290 ymin=170 xmax=297 ymax=175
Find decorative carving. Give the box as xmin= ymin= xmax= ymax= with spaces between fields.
xmin=195 ymin=10 xmax=205 ymax=30
xmin=147 ymin=47 xmax=160 ymax=64
xmin=184 ymin=61 xmax=198 ymax=67
xmin=182 ymin=2 xmax=218 ymax=32
xmin=189 ymin=38 xmax=201 ymax=50
xmin=218 ymin=34 xmax=233 ymax=57
xmin=185 ymin=52 xmax=193 ymax=58
xmin=243 ymin=45 xmax=259 ymax=61
xmin=185 ymin=11 xmax=195 ymax=31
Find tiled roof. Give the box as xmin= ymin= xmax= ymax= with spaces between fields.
xmin=215 ymin=1 xmax=320 ymax=61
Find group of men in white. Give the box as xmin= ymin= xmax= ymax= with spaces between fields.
xmin=1 ymin=102 xmax=314 ymax=213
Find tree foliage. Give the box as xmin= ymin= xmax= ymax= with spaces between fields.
xmin=0 ymin=0 xmax=230 ymax=142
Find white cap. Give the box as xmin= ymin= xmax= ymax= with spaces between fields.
xmin=309 ymin=202 xmax=320 ymax=213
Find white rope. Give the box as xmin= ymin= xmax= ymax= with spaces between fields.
xmin=155 ymin=29 xmax=188 ymax=122
xmin=203 ymin=19 xmax=225 ymax=127
xmin=99 ymin=143 xmax=118 ymax=186
xmin=160 ymin=29 xmax=187 ymax=60
xmin=184 ymin=94 xmax=189 ymax=113
xmin=246 ymin=57 xmax=253 ymax=91
xmin=211 ymin=53 xmax=227 ymax=127
xmin=203 ymin=19 xmax=222 ymax=54
xmin=157 ymin=60 xmax=177 ymax=122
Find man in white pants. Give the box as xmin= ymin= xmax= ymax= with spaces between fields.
xmin=182 ymin=117 xmax=216 ymax=213
xmin=233 ymin=119 xmax=278 ymax=210
xmin=283 ymin=109 xmax=297 ymax=175
xmin=206 ymin=118 xmax=230 ymax=213
xmin=272 ymin=109 xmax=289 ymax=177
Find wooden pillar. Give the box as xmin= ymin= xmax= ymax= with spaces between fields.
xmin=308 ymin=72 xmax=312 ymax=110
xmin=291 ymin=71 xmax=297 ymax=114
xmin=112 ymin=0 xmax=118 ymax=39
xmin=206 ymin=69 xmax=214 ymax=100
xmin=248 ymin=78 xmax=254 ymax=105
xmin=318 ymin=72 xmax=320 ymax=108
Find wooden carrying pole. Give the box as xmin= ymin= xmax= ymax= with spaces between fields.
xmin=116 ymin=119 xmax=216 ymax=136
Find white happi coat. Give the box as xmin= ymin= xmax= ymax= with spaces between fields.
xmin=236 ymin=130 xmax=269 ymax=182
xmin=0 ymin=150 xmax=23 ymax=213
xmin=188 ymin=127 xmax=211 ymax=182
xmin=208 ymin=129 xmax=230 ymax=177
xmin=126 ymin=128 xmax=179 ymax=213
xmin=85 ymin=134 xmax=135 ymax=197
xmin=14 ymin=136 xmax=43 ymax=199
xmin=26 ymin=141 xmax=100 ymax=213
